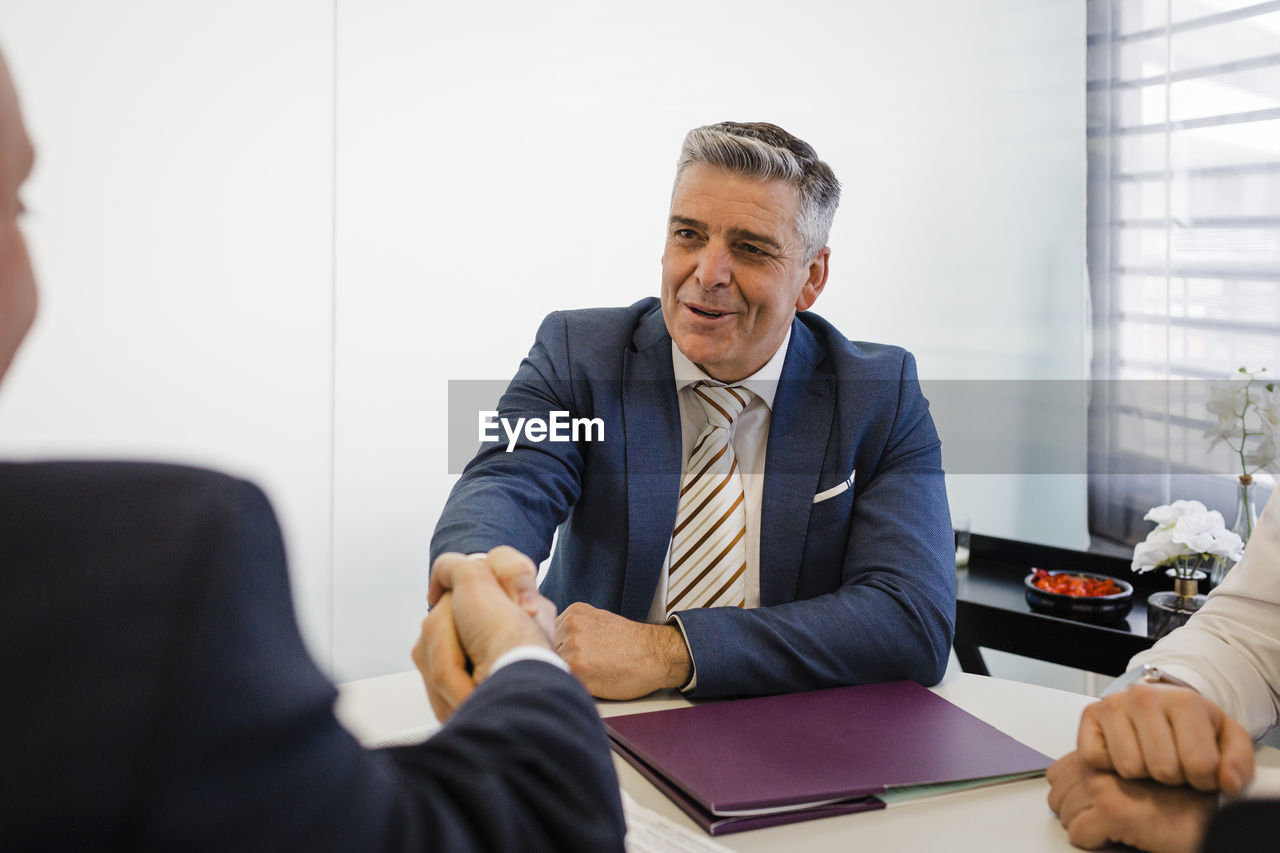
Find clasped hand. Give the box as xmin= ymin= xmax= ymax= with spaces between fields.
xmin=1076 ymin=682 xmax=1253 ymax=793
xmin=1046 ymin=682 xmax=1256 ymax=852
xmin=413 ymin=547 xmax=557 ymax=722
xmin=415 ymin=548 xmax=695 ymax=710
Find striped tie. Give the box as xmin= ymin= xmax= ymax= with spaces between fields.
xmin=666 ymin=383 xmax=752 ymax=618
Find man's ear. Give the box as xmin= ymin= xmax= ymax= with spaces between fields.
xmin=795 ymin=248 xmax=830 ymax=312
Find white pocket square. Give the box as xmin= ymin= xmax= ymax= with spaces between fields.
xmin=813 ymin=470 xmax=855 ymax=504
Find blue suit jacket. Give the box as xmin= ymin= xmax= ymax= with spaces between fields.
xmin=432 ymin=298 xmax=955 ymax=699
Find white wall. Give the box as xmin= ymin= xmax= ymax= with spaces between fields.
xmin=0 ymin=1 xmax=337 ymax=663
xmin=0 ymin=0 xmax=1087 ymax=681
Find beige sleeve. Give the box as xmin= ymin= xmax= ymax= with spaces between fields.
xmin=1129 ymin=490 xmax=1280 ymax=738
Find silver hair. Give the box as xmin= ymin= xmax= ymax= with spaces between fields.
xmin=674 ymin=121 xmax=841 ymax=260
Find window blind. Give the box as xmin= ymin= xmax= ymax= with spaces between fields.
xmin=1087 ymin=0 xmax=1280 ymax=545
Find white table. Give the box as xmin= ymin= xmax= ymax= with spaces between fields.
xmin=335 ymin=671 xmax=1280 ymax=852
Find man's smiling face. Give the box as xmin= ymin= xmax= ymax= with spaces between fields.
xmin=660 ymin=162 xmax=828 ymax=383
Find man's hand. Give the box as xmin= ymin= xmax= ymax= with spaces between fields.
xmin=427 ymin=545 xmax=547 ymax=624
xmin=413 ymin=549 xmax=557 ymax=722
xmin=1046 ymin=751 xmax=1217 ymax=853
xmin=553 ymin=602 xmax=691 ymax=699
xmin=1077 ymin=682 xmax=1254 ymax=794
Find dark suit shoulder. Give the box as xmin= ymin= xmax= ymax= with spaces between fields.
xmin=0 ymin=462 xmax=278 ymax=602
xmin=0 ymin=460 xmax=269 ymax=520
xmin=795 ymin=310 xmax=916 ymax=379
xmin=543 ymin=297 xmax=664 ymax=350
xmin=525 ymin=298 xmax=667 ymax=386
xmin=0 ymin=460 xmax=298 ymax=849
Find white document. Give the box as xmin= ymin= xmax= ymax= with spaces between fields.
xmin=623 ymin=791 xmax=732 ymax=853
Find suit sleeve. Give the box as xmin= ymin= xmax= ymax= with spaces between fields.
xmin=382 ymin=661 xmax=627 ymax=852
xmin=676 ymin=352 xmax=956 ymax=698
xmin=140 ymin=475 xmax=624 ymax=852
xmin=431 ymin=311 xmax=585 ymax=565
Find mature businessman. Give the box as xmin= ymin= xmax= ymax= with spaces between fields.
xmin=0 ymin=48 xmax=624 ymax=851
xmin=433 ymin=121 xmax=956 ymax=701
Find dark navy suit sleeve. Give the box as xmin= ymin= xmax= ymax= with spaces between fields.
xmin=1 ymin=463 xmax=623 ymax=852
xmin=676 ymin=351 xmax=956 ymax=698
xmin=380 ymin=661 xmax=627 ymax=853
xmin=145 ymin=473 xmax=625 ymax=852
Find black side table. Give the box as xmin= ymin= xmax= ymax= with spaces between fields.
xmin=955 ymin=533 xmax=1162 ymax=677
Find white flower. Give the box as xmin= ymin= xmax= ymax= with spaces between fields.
xmin=1205 ymin=367 xmax=1280 ymax=474
xmin=1131 ymin=530 xmax=1183 ymax=573
xmin=1205 ymin=529 xmax=1245 ymax=562
xmin=1132 ymin=500 xmax=1245 ymax=572
xmin=1170 ymin=508 xmax=1226 ymax=553
xmin=1259 ymin=402 xmax=1280 ymax=434
xmin=1244 ymin=432 xmax=1280 ymax=475
xmin=1206 ymin=382 xmax=1247 ymax=421
xmin=1143 ymin=499 xmax=1206 ymax=528
xmin=1204 ymin=420 xmax=1244 ymax=450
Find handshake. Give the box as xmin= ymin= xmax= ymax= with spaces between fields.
xmin=1047 ymin=679 xmax=1256 ymax=853
xmin=413 ymin=547 xmax=560 ymax=722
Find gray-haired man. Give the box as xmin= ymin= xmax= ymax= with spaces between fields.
xmin=431 ymin=121 xmax=956 ymax=703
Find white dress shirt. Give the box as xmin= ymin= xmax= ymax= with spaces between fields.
xmin=645 ymin=329 xmax=792 ymax=624
xmin=1127 ymin=487 xmax=1280 ymax=739
xmin=644 ymin=331 xmax=792 ymax=689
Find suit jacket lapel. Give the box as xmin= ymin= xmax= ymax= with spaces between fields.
xmin=620 ymin=310 xmax=681 ymax=620
xmin=760 ymin=319 xmax=834 ymax=606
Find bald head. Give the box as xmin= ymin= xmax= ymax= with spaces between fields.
xmin=0 ymin=49 xmax=37 ymax=385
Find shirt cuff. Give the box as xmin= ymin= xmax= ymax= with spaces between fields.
xmin=488 ymin=645 xmax=569 ymax=676
xmin=668 ymin=614 xmax=698 ymax=692
xmin=1104 ymin=664 xmax=1201 ymax=696
xmin=1241 ymin=765 xmax=1280 ymax=799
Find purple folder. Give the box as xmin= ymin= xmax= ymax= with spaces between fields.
xmin=606 ymin=680 xmax=1051 ymax=835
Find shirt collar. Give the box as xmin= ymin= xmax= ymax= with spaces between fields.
xmin=671 ymin=325 xmax=792 ymax=411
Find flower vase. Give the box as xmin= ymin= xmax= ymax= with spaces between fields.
xmin=1146 ymin=563 xmax=1208 ymax=640
xmin=1213 ymin=476 xmax=1258 ymax=587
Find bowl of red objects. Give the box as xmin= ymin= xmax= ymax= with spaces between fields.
xmin=1024 ymin=568 xmax=1134 ymax=624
